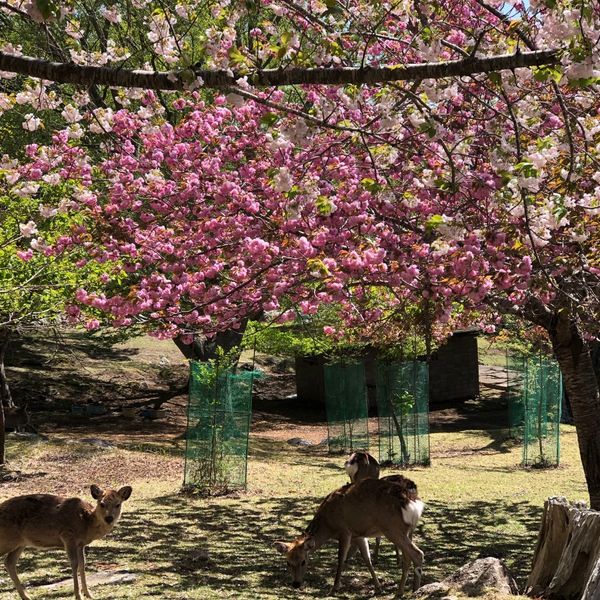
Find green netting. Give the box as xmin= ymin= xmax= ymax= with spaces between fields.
xmin=376 ymin=361 xmax=430 ymax=466
xmin=324 ymin=361 xmax=369 ymax=454
xmin=507 ymin=353 xmax=562 ymax=467
xmin=506 ymin=352 xmax=527 ymax=440
xmin=184 ymin=362 xmax=254 ymax=492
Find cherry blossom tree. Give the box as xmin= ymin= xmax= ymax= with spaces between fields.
xmin=1 ymin=1 xmax=600 ymax=504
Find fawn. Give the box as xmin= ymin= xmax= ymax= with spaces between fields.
xmin=274 ymin=477 xmax=424 ymax=596
xmin=0 ymin=484 xmax=132 ymax=600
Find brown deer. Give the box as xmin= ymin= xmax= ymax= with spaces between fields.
xmin=3 ymin=405 xmax=35 ymax=433
xmin=274 ymin=477 xmax=424 ymax=596
xmin=344 ymin=450 xmax=384 ymax=562
xmin=344 ymin=450 xmax=380 ymax=482
xmin=344 ymin=450 xmax=420 ymax=566
xmin=0 ymin=484 xmax=132 ymax=600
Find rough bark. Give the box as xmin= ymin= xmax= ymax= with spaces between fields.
xmin=173 ymin=326 xmax=246 ymax=364
xmin=0 ymin=329 xmax=13 ymax=409
xmin=549 ymin=315 xmax=600 ymax=510
xmin=526 ymin=497 xmax=600 ymax=599
xmin=0 ymin=328 xmax=7 ymax=464
xmin=0 ymin=395 xmax=4 ymax=466
xmin=0 ymin=49 xmax=560 ymax=91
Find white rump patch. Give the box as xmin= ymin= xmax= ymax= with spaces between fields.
xmin=401 ymin=499 xmax=424 ymax=528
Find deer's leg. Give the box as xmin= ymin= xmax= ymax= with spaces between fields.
xmin=78 ymin=545 xmax=93 ymax=599
xmin=373 ymin=536 xmax=381 ymax=563
xmin=65 ymin=541 xmax=83 ymax=600
xmin=386 ymin=532 xmax=423 ymax=598
xmin=4 ymin=547 xmax=31 ymax=600
xmin=355 ymin=537 xmax=382 ymax=594
xmin=345 ymin=539 xmax=358 ymax=563
xmin=399 ymin=548 xmax=411 ymax=593
xmin=329 ymin=534 xmax=352 ymax=595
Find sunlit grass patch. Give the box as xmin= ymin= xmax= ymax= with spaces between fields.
xmin=0 ymin=424 xmax=586 ymax=600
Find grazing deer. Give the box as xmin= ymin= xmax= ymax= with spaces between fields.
xmin=0 ymin=484 xmax=132 ymax=600
xmin=274 ymin=477 xmax=424 ymax=596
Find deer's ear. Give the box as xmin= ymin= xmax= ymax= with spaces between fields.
xmin=273 ymin=541 xmax=289 ymax=554
xmin=304 ymin=538 xmax=316 ymax=551
xmin=90 ymin=485 xmax=103 ymax=500
xmin=118 ymin=486 xmax=132 ymax=501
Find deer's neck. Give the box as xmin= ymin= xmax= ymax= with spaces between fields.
xmin=304 ymin=515 xmax=332 ymax=549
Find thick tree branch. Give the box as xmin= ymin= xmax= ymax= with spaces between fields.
xmin=0 ymin=48 xmax=561 ymax=90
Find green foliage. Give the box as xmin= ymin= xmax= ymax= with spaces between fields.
xmin=244 ymin=319 xmax=333 ymax=358
xmin=244 ymin=299 xmax=432 ymax=360
xmin=0 ymin=179 xmax=103 ymax=330
xmin=494 ymin=318 xmax=553 ymax=358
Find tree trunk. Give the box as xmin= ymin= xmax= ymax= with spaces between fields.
xmin=526 ymin=497 xmax=600 ymax=599
xmin=549 ymin=317 xmax=600 ymax=510
xmin=0 ymin=329 xmax=13 ymax=408
xmin=173 ymin=324 xmax=247 ymax=364
xmin=0 ymin=396 xmax=5 ymax=466
xmin=171 ymin=324 xmax=250 ymax=406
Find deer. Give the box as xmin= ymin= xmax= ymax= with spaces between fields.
xmin=344 ymin=450 xmax=384 ymax=562
xmin=0 ymin=484 xmax=132 ymax=600
xmin=274 ymin=476 xmax=424 ymax=596
xmin=3 ymin=405 xmax=35 ymax=434
xmin=344 ymin=450 xmax=420 ymax=567
xmin=344 ymin=450 xmax=380 ymax=482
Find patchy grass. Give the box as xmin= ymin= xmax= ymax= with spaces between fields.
xmin=478 ymin=337 xmax=509 ymax=368
xmin=0 ymin=423 xmax=586 ymax=600
xmin=0 ymin=331 xmax=585 ymax=599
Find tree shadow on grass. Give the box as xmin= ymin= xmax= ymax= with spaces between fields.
xmin=13 ymin=494 xmax=540 ymax=598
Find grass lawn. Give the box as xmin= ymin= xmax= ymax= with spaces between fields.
xmin=0 ymin=422 xmax=587 ymax=600
xmin=0 ymin=332 xmax=585 ymax=599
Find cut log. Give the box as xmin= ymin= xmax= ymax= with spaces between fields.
xmin=526 ymin=497 xmax=600 ymax=599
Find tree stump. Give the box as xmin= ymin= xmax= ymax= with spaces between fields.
xmin=526 ymin=497 xmax=600 ymax=599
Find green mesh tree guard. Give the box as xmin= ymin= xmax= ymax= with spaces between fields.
xmin=184 ymin=362 xmax=254 ymax=492
xmin=506 ymin=352 xmax=527 ymax=440
xmin=507 ymin=353 xmax=562 ymax=467
xmin=324 ymin=361 xmax=369 ymax=454
xmin=376 ymin=361 xmax=430 ymax=466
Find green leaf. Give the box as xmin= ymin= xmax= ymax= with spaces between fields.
xmin=426 ymin=214 xmax=445 ymax=231
xmin=532 ymin=65 xmax=563 ymax=83
xmin=35 ymin=0 xmax=57 ymax=19
xmin=228 ymin=47 xmax=246 ymax=66
xmin=316 ymin=195 xmax=333 ymax=216
xmin=260 ymin=112 xmax=279 ymax=128
xmin=418 ymin=121 xmax=436 ymax=138
xmin=488 ymin=72 xmax=502 ymax=86
xmin=515 ymin=161 xmax=538 ymax=178
xmin=361 ymin=178 xmax=382 ymax=193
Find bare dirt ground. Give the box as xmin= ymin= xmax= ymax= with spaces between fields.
xmin=2 ymin=331 xmax=510 ymax=496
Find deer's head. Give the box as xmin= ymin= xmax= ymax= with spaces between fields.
xmin=274 ymin=536 xmax=315 ymax=588
xmin=90 ymin=485 xmax=132 ymax=526
xmin=344 ymin=450 xmax=373 ymax=481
